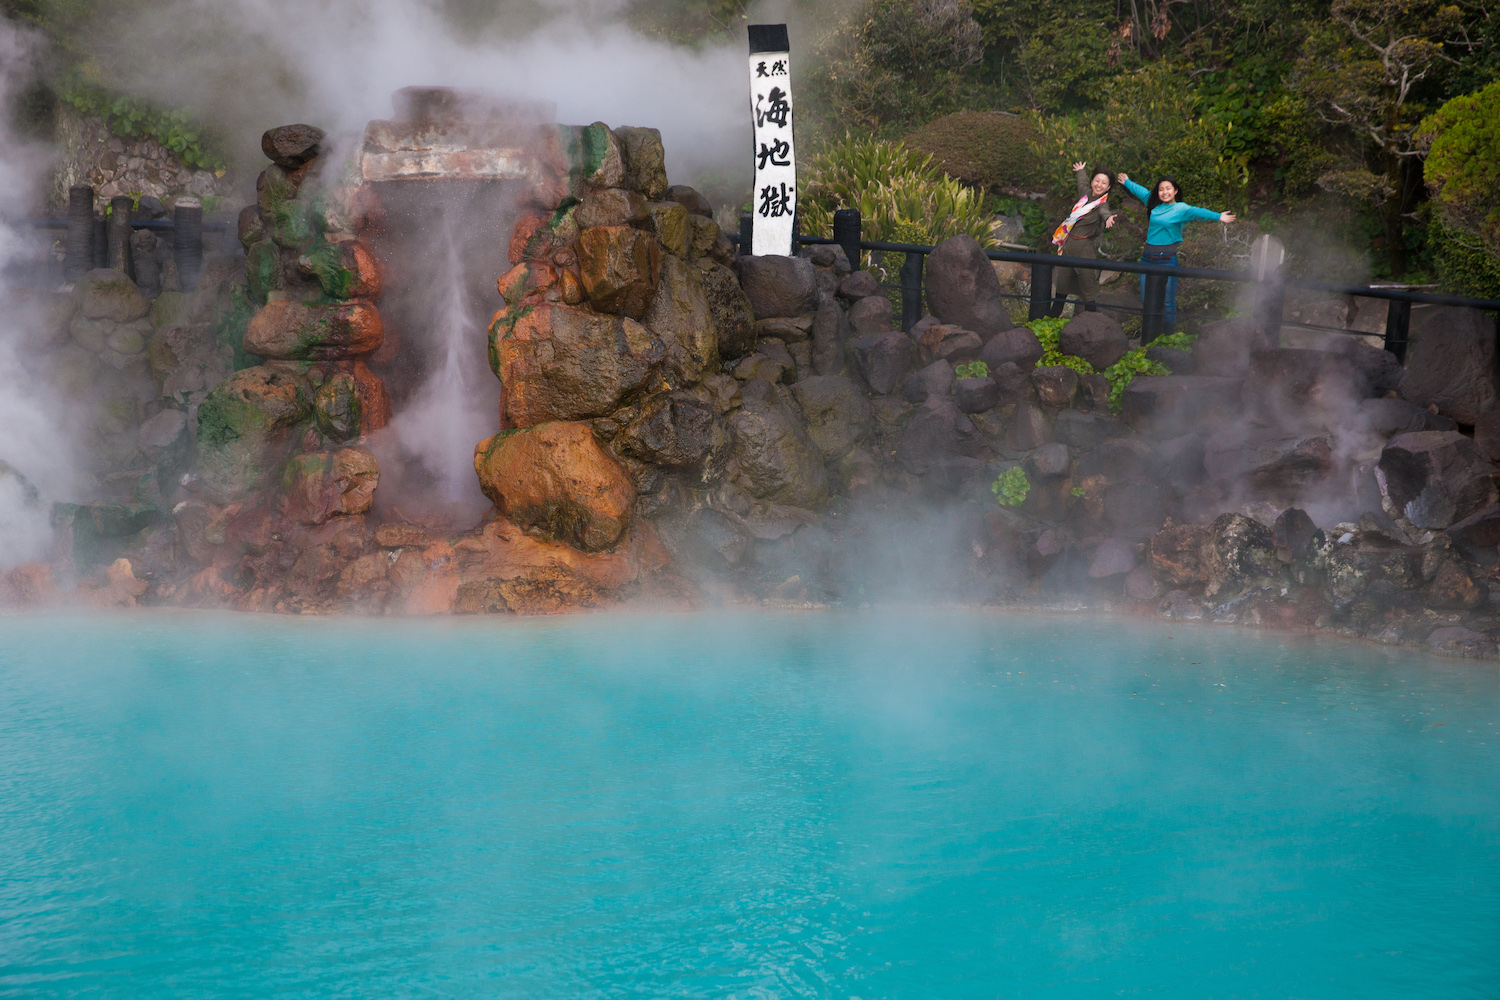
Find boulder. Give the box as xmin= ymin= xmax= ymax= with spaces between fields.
xmin=646 ymin=202 xmax=691 ymax=257
xmin=1104 ymin=480 xmax=1168 ymax=537
xmin=296 ymin=241 xmax=384 ymax=300
xmin=1054 ymin=410 xmax=1116 ymax=448
xmin=730 ymin=340 xmax=795 ymax=383
xmin=1427 ymin=559 xmax=1486 ymax=610
xmin=697 ymin=262 xmax=756 ymax=359
xmin=1243 ymin=348 xmax=1373 ymax=413
xmin=725 ymin=378 xmax=829 ymax=509
xmin=1361 ymin=397 xmax=1457 ymax=438
xmin=614 ymin=126 xmax=669 ymax=200
xmin=838 ymin=271 xmax=880 ymax=300
xmin=896 ymin=396 xmax=984 ymax=475
xmin=137 ymin=408 xmax=190 ymax=470
xmin=1204 ymin=430 xmax=1334 ymax=498
xmin=643 ymin=255 xmax=719 ymax=385
xmin=918 ymin=323 xmax=983 ymax=365
xmin=261 ymin=124 xmax=324 ymax=169
xmin=313 ymin=372 xmax=363 ymax=442
xmin=1031 ymin=365 xmax=1078 ymax=408
xmin=1027 ymin=442 xmax=1071 ymax=479
xmin=1149 ymin=522 xmax=1209 ymax=585
xmin=574 ymin=188 xmax=649 ymax=229
xmin=667 ymin=184 xmax=714 ymax=218
xmin=617 ymin=392 xmax=720 ymax=468
xmin=1273 ymin=507 xmax=1320 ymax=563
xmin=924 ymin=235 xmax=1007 ymax=335
xmin=847 ymin=295 xmax=895 ymax=337
xmin=903 ymin=360 xmax=955 ymax=403
xmin=1399 ymin=307 xmax=1499 ymax=424
xmin=1201 ymin=512 xmax=1278 ymax=597
xmin=1005 ymin=401 xmax=1052 ymax=451
xmin=280 ymin=447 xmax=380 ymax=525
xmin=1088 ymin=537 xmax=1137 ymax=578
xmin=244 ymin=299 xmax=384 ymax=361
xmin=757 ymin=317 xmax=811 ymax=343
xmin=735 ymin=255 xmax=818 ymax=319
xmin=790 ymin=376 xmax=873 ymax=458
xmin=810 ymin=295 xmax=848 ymax=376
xmin=1426 ymin=625 xmax=1490 ymax=657
xmin=578 ymin=225 xmax=663 ymax=319
xmin=849 ymin=331 xmax=915 ymax=395
xmin=489 ymin=302 xmax=664 ymax=427
xmin=1060 ymin=312 xmax=1129 ymax=370
xmin=195 ymin=365 xmax=311 ymax=502
xmin=992 ymin=361 xmax=1032 ymax=405
xmin=1190 ymin=317 xmax=1263 ymax=376
xmin=979 ymin=327 xmax=1044 ymax=371
xmin=474 ymin=421 xmax=636 ymax=552
xmin=76 ymin=269 xmax=149 ymax=324
xmin=1120 ymin=376 xmax=1243 ymax=436
xmin=1146 ymin=346 xmax=1194 ymax=374
xmin=955 ymin=376 xmax=1000 ymax=413
xmin=1477 ymin=410 xmax=1500 ymax=462
xmin=510 ymin=208 xmax=581 ymax=264
xmin=1377 ymin=430 xmax=1497 ymax=530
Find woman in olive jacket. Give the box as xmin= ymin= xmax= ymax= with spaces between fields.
xmin=1048 ymin=162 xmax=1117 ymax=317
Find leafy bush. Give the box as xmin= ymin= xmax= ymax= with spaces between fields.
xmin=1102 ymin=349 xmax=1169 ymax=411
xmin=1027 ymin=316 xmax=1168 ymax=410
xmin=992 ymin=466 xmax=1031 ymax=507
xmin=1027 ymin=316 xmax=1091 ymax=372
xmin=1420 ymin=81 xmax=1500 ymax=251
xmin=799 ymin=134 xmax=997 ymax=262
xmin=904 ymin=110 xmax=1048 ymax=191
xmin=57 ymin=78 xmax=228 ymax=173
xmin=954 ymin=360 xmax=989 ymax=378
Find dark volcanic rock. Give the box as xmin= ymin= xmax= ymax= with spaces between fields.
xmin=979 ymin=327 xmax=1045 ymax=372
xmin=955 ymin=376 xmax=1000 ymax=413
xmin=991 ymin=361 xmax=1032 ymax=405
xmin=896 ymin=396 xmax=984 ymax=475
xmin=810 ymin=294 xmax=848 ymax=376
xmin=1399 ymin=306 xmax=1500 ymax=424
xmin=847 ymin=295 xmax=895 ymax=337
xmin=849 ymin=331 xmax=915 ymax=395
xmin=1149 ymin=522 xmax=1209 ymax=586
xmin=726 ymin=378 xmax=829 ymax=509
xmin=1428 ymin=559 xmax=1486 ymax=610
xmin=1273 ymin=507 xmax=1321 ymax=563
xmin=1243 ymin=348 xmax=1372 ymax=413
xmin=838 ymin=270 xmax=879 ymax=300
xmin=903 ymin=360 xmax=955 ymax=403
xmin=617 ymin=392 xmax=720 ymax=468
xmin=1005 ymin=401 xmax=1052 ymax=451
xmin=1031 ymin=365 xmax=1078 ymax=408
xmin=730 ymin=341 xmax=795 ymax=383
xmin=1191 ymin=317 xmax=1264 ymax=377
xmin=924 ymin=235 xmax=1008 ymax=335
xmin=1121 ymin=376 xmax=1243 ymax=436
xmin=1088 ymin=537 xmax=1137 ymax=578
xmin=1060 ymin=312 xmax=1129 ymax=370
xmin=1201 ymin=512 xmax=1278 ymax=597
xmin=1054 ymin=410 xmax=1117 ymax=448
xmin=790 ymin=376 xmax=873 ymax=458
xmin=699 ymin=262 xmax=757 ymax=360
xmin=1104 ymin=480 xmax=1168 ymax=537
xmin=1475 ymin=409 xmax=1500 ymax=461
xmin=1145 ymin=345 xmax=1194 ymax=373
xmin=1377 ymin=430 xmax=1497 ymax=530
xmin=1204 ymin=430 xmax=1334 ymax=498
xmin=1027 ymin=442 xmax=1071 ymax=479
xmin=261 ymin=124 xmax=324 ymax=169
xmin=735 ymin=255 xmax=818 ymax=319
xmin=667 ymin=184 xmax=714 ymax=218
xmin=1359 ymin=397 xmax=1457 ymax=438
xmin=1448 ymin=505 xmax=1500 ymax=555
xmin=918 ymin=323 xmax=983 ymax=365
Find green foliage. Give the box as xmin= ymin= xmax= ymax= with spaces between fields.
xmin=56 ymin=78 xmax=227 ymax=173
xmin=1102 ymin=349 xmax=1170 ymax=412
xmin=1425 ymin=211 xmax=1500 ymax=299
xmin=1420 ymin=81 xmax=1500 ymax=248
xmin=954 ymin=360 xmax=990 ymax=378
xmin=799 ymin=134 xmax=997 ymax=260
xmin=1026 ymin=316 xmax=1092 ymax=371
xmin=1151 ymin=330 xmax=1198 ymax=350
xmin=992 ymin=465 xmax=1031 ymax=507
xmin=1070 ymin=486 xmax=1088 ymax=497
xmin=903 ymin=110 xmax=1047 ymax=191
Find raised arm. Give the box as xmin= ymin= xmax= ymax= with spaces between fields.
xmin=1120 ymin=176 xmax=1151 ymax=204
xmin=1074 ymin=163 xmax=1089 ymax=197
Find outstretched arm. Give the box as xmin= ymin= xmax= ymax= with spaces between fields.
xmin=1119 ymin=176 xmax=1151 ymax=204
xmin=1182 ymin=204 xmax=1235 ymax=223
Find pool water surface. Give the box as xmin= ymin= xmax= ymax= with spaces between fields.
xmin=1 ymin=610 xmax=1497 ymax=998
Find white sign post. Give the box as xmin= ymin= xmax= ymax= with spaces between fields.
xmin=748 ymin=24 xmax=796 ymax=257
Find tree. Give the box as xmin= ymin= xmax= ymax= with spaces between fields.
xmin=1292 ymin=0 xmax=1466 ymax=275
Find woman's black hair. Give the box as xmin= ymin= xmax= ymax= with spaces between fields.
xmin=1145 ymin=176 xmax=1182 ymax=218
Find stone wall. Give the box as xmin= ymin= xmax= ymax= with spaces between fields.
xmin=49 ymin=107 xmax=236 ymax=213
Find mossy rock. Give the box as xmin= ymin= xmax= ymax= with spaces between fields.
xmin=195 ymin=366 xmax=311 ymax=502
xmin=904 ymin=112 xmax=1046 ymax=192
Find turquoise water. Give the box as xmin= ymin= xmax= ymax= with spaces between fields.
xmin=1 ymin=611 xmax=1498 ymax=998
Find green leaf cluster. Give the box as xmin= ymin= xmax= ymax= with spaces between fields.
xmin=954 ymin=360 xmax=989 ymax=379
xmin=1026 ymin=316 xmax=1170 ymax=410
xmin=57 ymin=78 xmax=227 ymax=173
xmin=992 ymin=466 xmax=1031 ymax=507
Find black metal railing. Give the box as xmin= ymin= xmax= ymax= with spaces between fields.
xmin=735 ymin=210 xmax=1500 ymax=363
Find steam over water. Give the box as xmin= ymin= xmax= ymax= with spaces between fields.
xmin=2 ymin=610 xmax=1498 ymax=996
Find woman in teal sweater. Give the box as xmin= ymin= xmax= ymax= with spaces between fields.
xmin=1116 ymin=174 xmax=1235 ymax=330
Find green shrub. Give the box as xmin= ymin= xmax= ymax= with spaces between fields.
xmin=57 ymin=77 xmax=228 ymax=173
xmin=954 ymin=360 xmax=989 ymax=378
xmin=904 ymin=110 xmax=1047 ymax=191
xmin=799 ymin=134 xmax=997 ymax=263
xmin=1102 ymin=348 xmax=1169 ymax=411
xmin=992 ymin=466 xmax=1031 ymax=507
xmin=1420 ymin=81 xmax=1500 ymax=255
xmin=1025 ymin=316 xmax=1167 ymax=410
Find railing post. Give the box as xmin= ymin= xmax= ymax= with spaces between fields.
xmin=1142 ymin=272 xmax=1167 ymax=344
xmin=738 ymin=212 xmax=753 ymax=257
xmin=1384 ymin=299 xmax=1411 ymax=364
xmin=174 ymin=198 xmax=204 ymax=291
xmin=832 ymin=208 xmax=861 ymax=272
xmin=1255 ymin=279 xmax=1285 ymax=349
xmin=790 ymin=212 xmax=801 ymax=257
xmin=899 ymin=251 xmax=924 ymax=332
xmin=64 ymin=186 xmax=95 ymax=282
xmin=1029 ymin=261 xmax=1054 ymax=321
xmin=107 ymin=195 xmax=133 ymax=277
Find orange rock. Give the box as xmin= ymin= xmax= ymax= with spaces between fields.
xmin=3 ymin=562 xmax=56 ymax=606
xmin=577 ymin=225 xmax=662 ymax=319
xmin=509 ymin=209 xmax=579 ymax=265
xmin=497 ymin=261 xmax=559 ymax=305
xmin=473 ymin=421 xmax=636 ymax=551
xmin=244 ymin=299 xmax=384 ymax=360
xmin=338 ymin=360 xmax=392 ymax=433
xmin=280 ymin=447 xmax=381 ymax=525
xmin=488 ymin=302 xmax=663 ymax=427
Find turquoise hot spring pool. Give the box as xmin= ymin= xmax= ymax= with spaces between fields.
xmin=1 ymin=610 xmax=1498 ymax=998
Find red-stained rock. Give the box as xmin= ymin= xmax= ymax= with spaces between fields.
xmin=473 ymin=421 xmax=636 ymax=552
xmin=918 ymin=323 xmax=982 ymax=365
xmin=488 ymin=302 xmax=663 ymax=427
xmin=509 ymin=209 xmax=579 ymax=264
xmin=3 ymin=562 xmax=57 ymax=606
xmin=244 ymin=299 xmax=384 ymax=360
xmin=577 ymin=225 xmax=663 ymax=319
xmin=497 ymin=261 xmax=559 ymax=304
xmin=1148 ymin=521 xmax=1209 ymax=586
xmin=1427 ymin=559 xmax=1486 ymax=610
xmin=297 ymin=240 xmax=383 ymax=299
xmin=280 ymin=448 xmax=380 ymax=525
